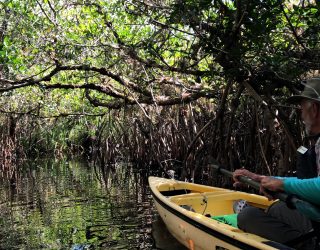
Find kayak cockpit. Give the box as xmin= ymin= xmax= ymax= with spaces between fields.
xmin=167 ymin=190 xmax=272 ymax=217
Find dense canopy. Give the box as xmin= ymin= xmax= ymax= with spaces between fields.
xmin=1 ymin=0 xmax=319 ymax=112
xmin=0 ymin=0 xmax=319 ymax=179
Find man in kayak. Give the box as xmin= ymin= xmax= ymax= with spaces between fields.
xmin=233 ymin=77 xmax=320 ymax=249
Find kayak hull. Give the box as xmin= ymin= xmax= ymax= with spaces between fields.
xmin=149 ymin=176 xmax=294 ymax=250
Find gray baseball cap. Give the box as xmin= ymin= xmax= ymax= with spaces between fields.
xmin=287 ymin=78 xmax=320 ymax=103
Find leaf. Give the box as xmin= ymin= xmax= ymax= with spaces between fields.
xmin=3 ymin=36 xmax=10 ymax=47
xmin=310 ymin=8 xmax=318 ymax=14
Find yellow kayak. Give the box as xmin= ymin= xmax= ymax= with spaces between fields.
xmin=149 ymin=176 xmax=294 ymax=250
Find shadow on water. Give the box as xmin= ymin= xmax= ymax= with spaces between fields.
xmin=0 ymin=159 xmax=185 ymax=249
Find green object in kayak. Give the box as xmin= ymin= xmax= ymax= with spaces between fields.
xmin=212 ymin=214 xmax=238 ymax=228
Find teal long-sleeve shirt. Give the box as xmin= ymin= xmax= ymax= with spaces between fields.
xmin=282 ymin=177 xmax=320 ymax=205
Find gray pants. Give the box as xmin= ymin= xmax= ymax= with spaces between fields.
xmin=238 ymin=201 xmax=313 ymax=245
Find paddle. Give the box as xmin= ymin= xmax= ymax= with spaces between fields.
xmin=210 ymin=164 xmax=320 ymax=222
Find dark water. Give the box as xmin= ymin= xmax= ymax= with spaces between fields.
xmin=0 ymin=160 xmax=186 ymax=249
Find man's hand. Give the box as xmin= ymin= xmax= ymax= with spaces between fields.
xmin=232 ymin=168 xmax=263 ymax=188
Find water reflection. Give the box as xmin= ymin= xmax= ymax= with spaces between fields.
xmin=0 ymin=160 xmax=185 ymax=249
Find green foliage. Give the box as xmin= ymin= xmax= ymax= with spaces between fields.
xmin=0 ymin=0 xmax=319 ymax=162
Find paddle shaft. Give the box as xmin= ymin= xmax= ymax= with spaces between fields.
xmin=213 ymin=165 xmax=260 ymax=189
